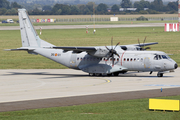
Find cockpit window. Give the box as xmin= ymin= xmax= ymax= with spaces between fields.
xmin=158 ymin=55 xmax=162 ymax=59
xmin=162 ymin=55 xmax=168 ymax=59
xmin=154 ymin=55 xmax=158 ymax=60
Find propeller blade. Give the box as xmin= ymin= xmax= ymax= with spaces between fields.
xmin=115 ymin=53 xmax=120 ymax=58
xmin=112 ymin=54 xmax=114 ymax=67
xmin=114 ymin=42 xmax=120 ymax=50
xmin=143 ymin=36 xmax=147 ymax=49
xmin=138 ymin=38 xmax=140 ymax=46
xmin=105 ymin=46 xmax=110 ymax=51
xmin=111 ymin=36 xmax=113 ymax=49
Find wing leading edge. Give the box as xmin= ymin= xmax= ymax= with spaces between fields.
xmin=52 ymin=46 xmax=96 ymax=52
xmin=131 ymin=42 xmax=158 ymax=47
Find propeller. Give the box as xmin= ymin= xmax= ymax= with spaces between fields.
xmin=105 ymin=37 xmax=120 ymax=67
xmin=138 ymin=36 xmax=151 ymax=50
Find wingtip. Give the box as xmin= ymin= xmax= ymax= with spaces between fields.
xmin=4 ymin=49 xmax=12 ymax=51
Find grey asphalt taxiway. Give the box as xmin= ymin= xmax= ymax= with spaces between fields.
xmin=0 ymin=23 xmax=164 ymax=30
xmin=0 ymin=68 xmax=180 ymax=112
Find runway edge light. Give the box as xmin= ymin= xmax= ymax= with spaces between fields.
xmin=149 ymin=99 xmax=180 ymax=112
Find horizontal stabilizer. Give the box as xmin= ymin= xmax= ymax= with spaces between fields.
xmin=4 ymin=48 xmax=35 ymax=51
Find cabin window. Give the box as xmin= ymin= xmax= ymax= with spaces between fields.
xmin=141 ymin=58 xmax=143 ymax=61
xmin=77 ymin=58 xmax=79 ymax=61
xmin=81 ymin=58 xmax=82 ymax=61
xmin=134 ymin=58 xmax=136 ymax=61
xmin=110 ymin=58 xmax=112 ymax=61
xmin=117 ymin=58 xmax=119 ymax=61
xmin=103 ymin=58 xmax=106 ymax=61
xmin=127 ymin=58 xmax=129 ymax=61
xmin=130 ymin=58 xmax=133 ymax=61
xmin=137 ymin=58 xmax=139 ymax=61
xmin=124 ymin=58 xmax=126 ymax=61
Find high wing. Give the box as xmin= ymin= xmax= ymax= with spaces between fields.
xmin=130 ymin=42 xmax=158 ymax=47
xmin=120 ymin=42 xmax=158 ymax=51
xmin=52 ymin=46 xmax=96 ymax=52
xmin=50 ymin=42 xmax=158 ymax=54
xmin=51 ymin=46 xmax=110 ymax=57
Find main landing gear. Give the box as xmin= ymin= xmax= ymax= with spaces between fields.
xmin=89 ymin=72 xmax=120 ymax=76
xmin=157 ymin=72 xmax=163 ymax=77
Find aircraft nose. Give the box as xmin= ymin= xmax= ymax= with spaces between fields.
xmin=174 ymin=63 xmax=178 ymax=69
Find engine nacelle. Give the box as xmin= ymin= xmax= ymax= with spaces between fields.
xmin=121 ymin=46 xmax=142 ymax=51
xmin=88 ymin=48 xmax=109 ymax=57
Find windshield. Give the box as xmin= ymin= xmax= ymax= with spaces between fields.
xmin=154 ymin=55 xmax=169 ymax=60
xmin=161 ymin=55 xmax=168 ymax=59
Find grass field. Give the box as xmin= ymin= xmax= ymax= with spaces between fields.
xmin=0 ymin=95 xmax=180 ymax=120
xmin=0 ymin=14 xmax=178 ymax=19
xmin=0 ymin=20 xmax=178 ymax=26
xmin=0 ymin=27 xmax=180 ymax=69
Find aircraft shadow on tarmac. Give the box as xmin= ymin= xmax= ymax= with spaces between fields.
xmin=4 ymin=72 xmax=87 ymax=79
xmin=3 ymin=71 xmax=174 ymax=79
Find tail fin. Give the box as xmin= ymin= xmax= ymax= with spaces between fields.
xmin=18 ymin=9 xmax=54 ymax=48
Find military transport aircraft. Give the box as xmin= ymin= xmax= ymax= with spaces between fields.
xmin=5 ymin=9 xmax=178 ymax=77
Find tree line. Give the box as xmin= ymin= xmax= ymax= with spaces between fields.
xmin=0 ymin=0 xmax=22 ymax=15
xmin=0 ymin=0 xmax=178 ymax=15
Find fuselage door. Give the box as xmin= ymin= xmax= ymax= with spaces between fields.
xmin=153 ymin=55 xmax=163 ymax=71
xmin=164 ymin=62 xmax=167 ymax=69
xmin=144 ymin=57 xmax=151 ymax=69
xmin=70 ymin=53 xmax=77 ymax=68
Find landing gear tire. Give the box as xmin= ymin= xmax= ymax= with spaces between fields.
xmin=113 ymin=72 xmax=119 ymax=76
xmin=157 ymin=73 xmax=163 ymax=77
xmin=89 ymin=73 xmax=95 ymax=76
xmin=107 ymin=73 xmax=112 ymax=76
xmin=95 ymin=73 xmax=102 ymax=76
xmin=119 ymin=71 xmax=127 ymax=74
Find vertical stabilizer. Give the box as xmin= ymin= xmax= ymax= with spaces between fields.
xmin=18 ymin=9 xmax=54 ymax=48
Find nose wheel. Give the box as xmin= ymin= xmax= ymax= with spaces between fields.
xmin=157 ymin=72 xmax=163 ymax=77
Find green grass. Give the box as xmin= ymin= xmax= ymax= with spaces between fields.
xmin=0 ymin=27 xmax=180 ymax=69
xmin=1 ymin=95 xmax=180 ymax=120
